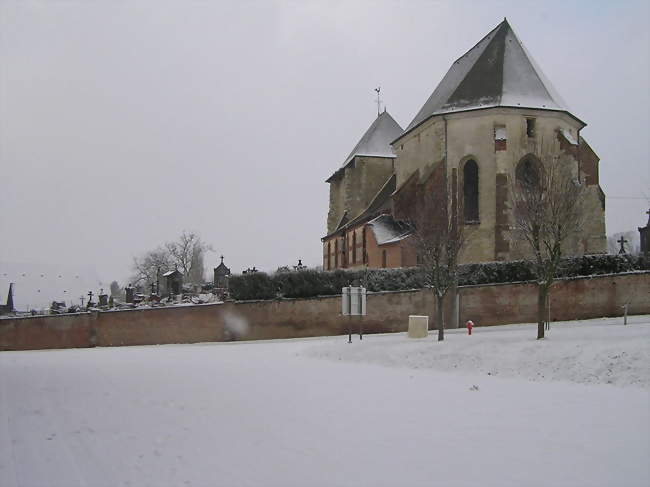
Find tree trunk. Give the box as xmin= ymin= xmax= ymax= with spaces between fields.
xmin=537 ymin=285 xmax=547 ymax=339
xmin=450 ymin=282 xmax=459 ymax=329
xmin=437 ymin=294 xmax=445 ymax=341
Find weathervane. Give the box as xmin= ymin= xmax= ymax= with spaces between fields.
xmin=374 ymin=87 xmax=382 ymax=116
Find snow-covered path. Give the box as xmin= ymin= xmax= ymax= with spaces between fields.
xmin=0 ymin=317 xmax=648 ymax=487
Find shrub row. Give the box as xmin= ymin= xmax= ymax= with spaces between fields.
xmin=228 ymin=254 xmax=648 ymax=301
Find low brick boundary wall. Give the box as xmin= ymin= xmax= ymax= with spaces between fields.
xmin=1 ymin=272 xmax=648 ymax=351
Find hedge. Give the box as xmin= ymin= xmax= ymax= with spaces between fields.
xmin=228 ymin=254 xmax=648 ymax=301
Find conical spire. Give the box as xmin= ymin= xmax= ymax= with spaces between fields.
xmin=342 ymin=111 xmax=403 ymax=165
xmin=327 ymin=111 xmax=403 ymax=182
xmin=404 ymin=19 xmax=574 ymax=134
xmin=6 ymin=283 xmax=14 ymax=312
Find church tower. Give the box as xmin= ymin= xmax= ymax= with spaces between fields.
xmin=325 ymin=110 xmax=403 ymax=234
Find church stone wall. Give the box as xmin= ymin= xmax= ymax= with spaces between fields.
xmin=343 ymin=156 xmax=394 ymax=222
xmin=392 ymin=107 xmax=605 ymax=264
xmin=327 ymin=178 xmax=345 ymax=234
xmin=393 ymin=118 xmax=445 ymax=190
xmin=327 ymin=156 xmax=394 ymax=235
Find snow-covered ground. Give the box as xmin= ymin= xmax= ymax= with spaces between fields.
xmin=0 ymin=317 xmax=648 ymax=487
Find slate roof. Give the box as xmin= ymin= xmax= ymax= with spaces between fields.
xmin=402 ymin=19 xmax=577 ymax=137
xmin=214 ymin=263 xmax=230 ymax=275
xmin=327 ymin=111 xmax=403 ymax=182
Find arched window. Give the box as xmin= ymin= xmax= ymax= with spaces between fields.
xmin=463 ymin=159 xmax=479 ymax=222
xmin=516 ymin=155 xmax=541 ymax=188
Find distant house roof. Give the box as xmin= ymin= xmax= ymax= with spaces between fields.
xmin=367 ymin=214 xmax=412 ymax=246
xmin=400 ymin=19 xmax=581 ymax=140
xmin=327 ymin=111 xmax=403 ymax=182
xmin=163 ymin=270 xmax=181 ymax=277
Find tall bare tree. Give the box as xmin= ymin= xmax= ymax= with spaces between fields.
xmin=165 ymin=231 xmax=212 ymax=284
xmin=131 ymin=247 xmax=173 ymax=290
xmin=130 ymin=231 xmax=213 ymax=290
xmin=407 ymin=183 xmax=464 ymax=341
xmin=510 ymin=155 xmax=585 ymax=339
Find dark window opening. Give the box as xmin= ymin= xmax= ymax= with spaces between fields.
xmin=526 ymin=118 xmax=536 ymax=138
xmin=382 ymin=250 xmax=387 ymax=268
xmin=463 ymin=159 xmax=479 ymax=222
xmin=362 ymin=227 xmax=367 ymax=264
xmin=516 ymin=156 xmax=541 ymax=188
xmin=352 ymin=231 xmax=357 ymax=264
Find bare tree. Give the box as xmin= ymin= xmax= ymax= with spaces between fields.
xmin=165 ymin=231 xmax=212 ymax=284
xmin=510 ymin=155 xmax=585 ymax=339
xmin=131 ymin=247 xmax=173 ymax=290
xmin=131 ymin=231 xmax=213 ymax=290
xmin=109 ymin=280 xmax=123 ymax=298
xmin=407 ymin=184 xmax=464 ymax=341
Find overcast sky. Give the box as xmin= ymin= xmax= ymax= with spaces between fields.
xmin=1 ymin=0 xmax=649 ymax=308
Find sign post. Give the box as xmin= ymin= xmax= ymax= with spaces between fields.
xmin=342 ymin=286 xmax=367 ymax=342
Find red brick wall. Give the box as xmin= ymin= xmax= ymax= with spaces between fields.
xmin=95 ymin=305 xmax=224 ymax=347
xmin=1 ymin=272 xmax=648 ymax=351
xmin=579 ymin=138 xmax=600 ymax=186
xmin=0 ymin=313 xmax=95 ymax=351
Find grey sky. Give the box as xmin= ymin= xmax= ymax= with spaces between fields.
xmin=1 ymin=0 xmax=648 ymax=308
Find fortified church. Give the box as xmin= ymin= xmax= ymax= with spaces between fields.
xmin=323 ymin=19 xmax=606 ymax=270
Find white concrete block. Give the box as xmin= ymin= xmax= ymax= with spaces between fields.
xmin=408 ymin=315 xmax=429 ymax=338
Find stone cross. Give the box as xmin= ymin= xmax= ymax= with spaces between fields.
xmin=87 ymin=291 xmax=94 ymax=301
xmin=617 ymin=236 xmax=628 ymax=254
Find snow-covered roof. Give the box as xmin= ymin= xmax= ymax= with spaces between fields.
xmin=327 ymin=111 xmax=403 ymax=182
xmin=367 ymin=214 xmax=412 ymax=246
xmin=559 ymin=128 xmax=578 ymax=145
xmin=162 ymin=270 xmax=181 ymax=277
xmin=402 ymin=19 xmax=577 ymax=138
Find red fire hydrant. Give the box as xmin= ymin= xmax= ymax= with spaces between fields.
xmin=466 ymin=320 xmax=474 ymax=335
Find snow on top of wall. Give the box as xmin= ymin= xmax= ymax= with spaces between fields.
xmin=560 ymin=128 xmax=578 ymax=145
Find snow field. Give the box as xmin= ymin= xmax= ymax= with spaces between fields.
xmin=0 ymin=316 xmax=648 ymax=487
xmin=305 ymin=316 xmax=650 ymax=388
